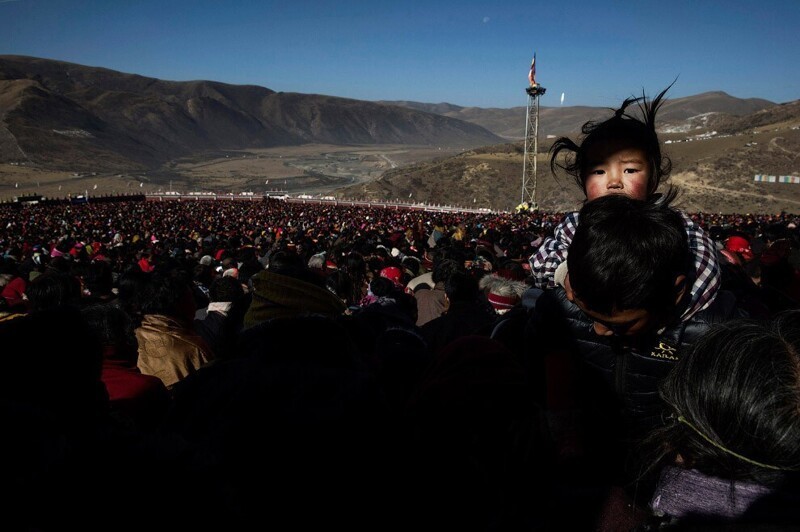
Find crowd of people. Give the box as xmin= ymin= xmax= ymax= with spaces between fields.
xmin=2 ymin=86 xmax=800 ymax=530
xmin=0 ymin=193 xmax=798 ymax=530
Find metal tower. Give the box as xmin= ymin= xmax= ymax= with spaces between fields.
xmin=521 ymin=54 xmax=546 ymax=209
xmin=521 ymin=85 xmax=546 ymax=208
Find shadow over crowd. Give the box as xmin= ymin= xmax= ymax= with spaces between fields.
xmin=2 ymin=196 xmax=800 ymax=531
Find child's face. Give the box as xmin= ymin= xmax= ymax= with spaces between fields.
xmin=583 ymin=141 xmax=651 ymax=201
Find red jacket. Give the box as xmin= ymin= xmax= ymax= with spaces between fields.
xmin=101 ymin=347 xmax=171 ymax=430
xmin=138 ymin=257 xmax=154 ymax=273
xmin=1 ymin=276 xmax=27 ymax=309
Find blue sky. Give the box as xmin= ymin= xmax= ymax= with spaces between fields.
xmin=2 ymin=0 xmax=798 ymax=108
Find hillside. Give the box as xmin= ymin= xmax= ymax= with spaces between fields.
xmin=339 ymin=100 xmax=800 ymax=214
xmin=381 ymin=92 xmax=776 ymax=139
xmin=0 ymin=55 xmax=503 ymax=172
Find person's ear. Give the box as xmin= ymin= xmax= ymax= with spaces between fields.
xmin=565 ymin=273 xmax=575 ymax=302
xmin=674 ymin=275 xmax=688 ymax=305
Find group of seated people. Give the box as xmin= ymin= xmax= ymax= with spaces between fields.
xmin=1 ymin=193 xmax=800 ymax=531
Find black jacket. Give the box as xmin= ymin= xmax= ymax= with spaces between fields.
xmin=527 ymin=288 xmax=743 ymax=434
xmin=421 ymin=299 xmax=498 ymax=354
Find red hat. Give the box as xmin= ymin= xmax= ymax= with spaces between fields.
xmin=379 ymin=266 xmax=403 ymax=287
xmin=725 ymin=236 xmax=753 ymax=261
xmin=487 ymin=292 xmax=520 ymax=313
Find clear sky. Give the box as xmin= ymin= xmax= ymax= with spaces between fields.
xmin=2 ymin=0 xmax=798 ymax=109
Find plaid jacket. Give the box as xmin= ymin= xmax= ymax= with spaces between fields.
xmin=529 ymin=211 xmax=721 ymax=321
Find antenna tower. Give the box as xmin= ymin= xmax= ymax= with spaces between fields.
xmin=521 ymin=54 xmax=546 ymax=209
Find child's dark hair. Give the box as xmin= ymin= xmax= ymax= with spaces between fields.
xmin=550 ymin=84 xmax=674 ymax=198
xmin=567 ymin=192 xmax=689 ymax=316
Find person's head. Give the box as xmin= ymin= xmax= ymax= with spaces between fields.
xmin=565 ymin=193 xmax=690 ymax=337
xmin=266 ymin=248 xmax=320 ymax=283
xmin=550 ymin=85 xmax=673 ymax=202
xmin=368 ymin=275 xmax=395 ymax=298
xmin=307 ymin=252 xmax=327 ymax=273
xmin=342 ymin=251 xmax=367 ymax=277
xmin=325 ymin=270 xmax=354 ymax=305
xmin=401 ymin=256 xmax=421 ymax=278
xmin=80 ymin=260 xmax=114 ymax=300
xmin=379 ymin=266 xmax=404 ymax=289
xmin=209 ymin=275 xmax=245 ymax=304
xmin=0 ymin=307 xmax=107 ymax=429
xmin=431 ymin=258 xmax=462 ymax=285
xmin=647 ymin=312 xmax=800 ymax=486
xmin=26 ymin=271 xmax=82 ymax=312
xmin=116 ymin=267 xmax=151 ymax=320
xmin=140 ymin=272 xmax=196 ymax=322
xmin=193 ymin=262 xmax=214 ymax=288
xmin=723 ymin=233 xmax=755 ymax=264
xmin=479 ymin=273 xmax=527 ymax=315
xmin=444 ymin=270 xmax=481 ymax=305
xmin=267 ymin=249 xmax=303 ymax=274
xmin=81 ymin=303 xmax=138 ymax=361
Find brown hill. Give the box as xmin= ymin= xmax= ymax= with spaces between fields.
xmin=0 ymin=55 xmax=503 ymax=172
xmin=382 ymin=92 xmax=776 ymax=139
xmin=338 ymin=100 xmax=800 ymax=214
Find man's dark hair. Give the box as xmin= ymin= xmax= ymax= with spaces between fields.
xmin=26 ymin=271 xmax=82 ymax=312
xmin=567 ymin=193 xmax=690 ymax=316
xmin=267 ymin=249 xmax=323 ymax=287
xmin=432 ymin=258 xmax=462 ymax=285
xmin=444 ymin=271 xmax=480 ymax=304
xmin=82 ymin=303 xmax=138 ymax=355
xmin=81 ymin=261 xmax=114 ymax=299
xmin=209 ymin=276 xmax=245 ymax=303
xmin=116 ymin=268 xmax=151 ymax=321
xmin=139 ymin=273 xmax=193 ymax=317
xmin=369 ymin=276 xmax=394 ymax=298
xmin=267 ymin=250 xmax=303 ymax=273
xmin=325 ymin=270 xmax=354 ymax=305
xmin=401 ymin=256 xmax=421 ymax=277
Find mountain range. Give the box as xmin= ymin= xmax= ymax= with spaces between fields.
xmin=1 ymin=55 xmax=799 ymax=213
xmin=380 ymin=92 xmax=776 ymax=139
xmin=0 ymin=55 xmax=501 ymax=171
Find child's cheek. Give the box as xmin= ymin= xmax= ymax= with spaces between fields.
xmin=585 ymin=180 xmax=606 ymax=202
xmin=585 ymin=178 xmax=649 ymax=201
xmin=626 ymin=180 xmax=649 ymax=201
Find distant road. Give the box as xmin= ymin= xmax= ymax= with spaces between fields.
xmin=380 ymin=154 xmax=397 ymax=169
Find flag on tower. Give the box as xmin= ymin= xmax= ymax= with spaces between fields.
xmin=528 ymin=53 xmax=537 ymax=86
